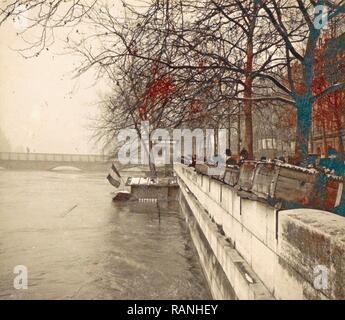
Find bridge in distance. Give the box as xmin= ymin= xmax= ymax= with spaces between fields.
xmin=0 ymin=152 xmax=133 ymax=172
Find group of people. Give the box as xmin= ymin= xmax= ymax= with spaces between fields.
xmin=317 ymin=148 xmax=345 ymax=176
xmin=186 ymin=147 xmax=345 ymax=175
xmin=187 ymin=148 xmax=252 ymax=168
xmin=226 ymin=148 xmax=286 ymax=166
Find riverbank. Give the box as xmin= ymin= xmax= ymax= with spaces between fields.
xmin=175 ymin=163 xmax=345 ymax=300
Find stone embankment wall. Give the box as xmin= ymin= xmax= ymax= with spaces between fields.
xmin=175 ymin=163 xmax=345 ymax=300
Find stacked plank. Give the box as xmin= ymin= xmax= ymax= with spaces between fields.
xmin=187 ymin=160 xmax=344 ymax=214
xmin=222 ymin=165 xmax=240 ymax=187
xmin=238 ymin=161 xmax=257 ymax=192
xmin=252 ymin=162 xmax=276 ymax=199
xmin=195 ymin=163 xmax=222 ymax=178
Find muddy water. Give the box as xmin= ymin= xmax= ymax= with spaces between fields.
xmin=0 ymin=170 xmax=210 ymax=300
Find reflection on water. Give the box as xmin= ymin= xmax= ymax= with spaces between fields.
xmin=0 ymin=170 xmax=210 ymax=300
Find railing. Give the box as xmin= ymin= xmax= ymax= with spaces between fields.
xmin=0 ymin=152 xmax=110 ymax=162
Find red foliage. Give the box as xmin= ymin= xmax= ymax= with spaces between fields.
xmin=145 ymin=76 xmax=175 ymax=102
xmin=312 ymin=44 xmax=345 ymax=132
xmin=138 ymin=70 xmax=175 ymax=120
xmin=138 ymin=105 xmax=147 ymax=120
xmin=190 ymin=99 xmax=202 ymax=113
xmin=291 ymin=42 xmax=345 ymax=132
xmin=198 ymin=58 xmax=207 ymax=72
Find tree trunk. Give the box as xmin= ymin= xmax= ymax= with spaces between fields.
xmin=228 ymin=114 xmax=231 ymax=150
xmin=237 ymin=110 xmax=241 ymax=155
xmin=295 ymin=97 xmax=313 ymax=165
xmin=295 ymin=27 xmax=320 ymax=165
xmin=214 ymin=127 xmax=218 ymax=155
xmin=310 ymin=120 xmax=314 ymax=153
xmin=337 ymin=131 xmax=344 ymax=161
xmin=322 ymin=121 xmax=327 ymax=156
xmin=336 ymin=118 xmax=344 ymax=161
xmin=148 ymin=139 xmax=157 ymax=177
xmin=243 ymin=36 xmax=254 ymax=159
xmin=334 ymin=97 xmax=344 ymax=160
xmin=135 ymin=122 xmax=157 ymax=177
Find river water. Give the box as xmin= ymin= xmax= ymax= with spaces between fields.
xmin=0 ymin=170 xmax=210 ymax=300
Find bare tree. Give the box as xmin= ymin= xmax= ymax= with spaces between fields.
xmin=3 ymin=0 xmax=345 ymax=166
xmin=256 ymin=0 xmax=345 ymax=163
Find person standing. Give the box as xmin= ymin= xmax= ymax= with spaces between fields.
xmin=225 ymin=148 xmax=237 ymax=165
xmin=239 ymin=148 xmax=249 ymax=165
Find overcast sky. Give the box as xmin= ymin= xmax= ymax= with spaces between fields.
xmin=0 ymin=1 xmax=129 ymax=155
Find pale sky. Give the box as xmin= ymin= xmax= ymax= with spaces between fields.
xmin=0 ymin=2 xmax=124 ymax=155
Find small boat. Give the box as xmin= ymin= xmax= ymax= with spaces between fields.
xmin=125 ymin=176 xmax=179 ymax=201
xmin=113 ymin=190 xmax=132 ymax=201
xmin=107 ymin=163 xmax=178 ymax=202
xmin=125 ymin=176 xmax=178 ymax=187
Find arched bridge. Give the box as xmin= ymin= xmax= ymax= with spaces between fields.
xmin=0 ymin=152 xmax=138 ymax=172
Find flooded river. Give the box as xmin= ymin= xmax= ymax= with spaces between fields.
xmin=0 ymin=170 xmax=210 ymax=300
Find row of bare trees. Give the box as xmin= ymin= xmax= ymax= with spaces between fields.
xmin=1 ymin=0 xmax=345 ymax=165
